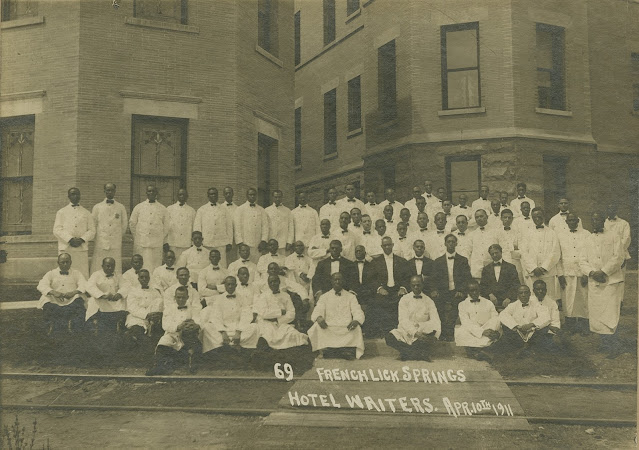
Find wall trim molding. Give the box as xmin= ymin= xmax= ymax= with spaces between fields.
xmin=119 ymin=91 xmax=202 ymax=104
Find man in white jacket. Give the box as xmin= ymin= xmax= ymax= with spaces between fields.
xmin=129 ymin=185 xmax=168 ymax=272
xmin=91 ymin=183 xmax=127 ymax=275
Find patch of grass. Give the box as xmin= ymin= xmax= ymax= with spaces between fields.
xmin=2 ymin=415 xmax=49 ymax=450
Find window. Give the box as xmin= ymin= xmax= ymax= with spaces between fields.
xmin=1 ymin=0 xmax=37 ymax=21
xmin=131 ymin=116 xmax=187 ymax=208
xmin=347 ymin=0 xmax=360 ymax=16
xmin=133 ymin=0 xmax=187 ymax=25
xmin=347 ymin=76 xmax=362 ymax=131
xmin=323 ymin=0 xmax=335 ymax=46
xmin=632 ymin=53 xmax=639 ymax=112
xmin=0 ymin=116 xmax=34 ymax=235
xmin=536 ymin=23 xmax=565 ymax=110
xmin=378 ymin=40 xmax=397 ymax=122
xmin=295 ymin=107 xmax=302 ymax=166
xmin=294 ymin=10 xmax=301 ymax=65
xmin=258 ymin=133 xmax=278 ymax=207
xmin=324 ymin=89 xmax=337 ymax=156
xmin=446 ymin=156 xmax=481 ymax=205
xmin=441 ymin=22 xmax=480 ymax=110
xmin=258 ymin=0 xmax=279 ymax=56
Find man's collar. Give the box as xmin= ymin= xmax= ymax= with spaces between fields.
xmin=106 ymin=199 xmax=115 ymax=204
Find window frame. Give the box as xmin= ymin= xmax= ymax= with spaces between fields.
xmin=133 ymin=0 xmax=188 ymax=25
xmin=346 ymin=0 xmax=360 ymax=16
xmin=347 ymin=75 xmax=362 ymax=132
xmin=294 ymin=10 xmax=301 ymax=66
xmin=445 ymin=155 xmax=481 ymax=203
xmin=1 ymin=0 xmax=38 ymax=22
xmin=440 ymin=21 xmax=481 ymax=111
xmin=378 ymin=39 xmax=397 ymax=123
xmin=632 ymin=52 xmax=639 ymax=112
xmin=323 ymin=0 xmax=336 ymax=46
xmin=536 ymin=22 xmax=566 ymax=111
xmin=323 ymin=88 xmax=337 ymax=157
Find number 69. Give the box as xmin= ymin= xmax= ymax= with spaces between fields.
xmin=274 ymin=363 xmax=294 ymax=381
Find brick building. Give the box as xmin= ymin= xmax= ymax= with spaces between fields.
xmin=293 ymin=0 xmax=639 ymax=258
xmin=0 ymin=0 xmax=295 ymax=282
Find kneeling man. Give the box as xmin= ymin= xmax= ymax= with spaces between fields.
xmin=455 ymin=280 xmax=501 ymax=361
xmin=308 ymin=273 xmax=365 ymax=360
xmin=386 ymin=276 xmax=440 ymax=361
xmin=499 ymin=285 xmax=550 ymax=356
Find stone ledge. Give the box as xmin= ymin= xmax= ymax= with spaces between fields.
xmin=438 ymin=107 xmax=486 ymax=116
xmin=255 ymin=45 xmax=284 ymax=68
xmin=124 ymin=16 xmax=199 ymax=34
xmin=535 ymin=108 xmax=573 ymax=117
xmin=0 ymin=15 xmax=45 ymax=29
xmin=119 ymin=90 xmax=202 ymax=104
xmin=0 ymin=90 xmax=46 ymax=102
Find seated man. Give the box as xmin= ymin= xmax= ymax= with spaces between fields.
xmin=254 ymin=275 xmax=309 ymax=351
xmin=164 ymin=267 xmax=202 ymax=310
xmin=147 ymin=286 xmax=202 ymax=375
xmin=499 ymin=285 xmax=551 ymax=357
xmin=455 ymin=280 xmax=501 ymax=361
xmin=176 ymin=231 xmax=211 ymax=288
xmin=152 ymin=250 xmax=177 ymax=293
xmin=256 ymin=262 xmax=311 ymax=323
xmin=308 ymin=273 xmax=365 ymax=360
xmin=86 ymin=257 xmax=127 ymax=334
xmin=37 ymin=252 xmax=87 ymax=336
xmin=386 ymin=276 xmax=440 ymax=361
xmin=200 ymin=276 xmax=259 ymax=354
xmin=284 ymin=240 xmax=313 ymax=295
xmin=532 ymin=279 xmax=562 ymax=347
xmin=256 ymin=239 xmax=287 ymax=281
xmin=124 ymin=269 xmax=164 ymax=345
xmin=479 ymin=244 xmax=519 ymax=310
xmin=120 ymin=254 xmax=145 ymax=300
xmin=227 ymin=243 xmax=258 ymax=283
xmin=198 ymin=249 xmax=229 ymax=307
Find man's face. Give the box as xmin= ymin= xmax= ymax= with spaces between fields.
xmin=328 ymin=189 xmax=337 ymax=202
xmin=445 ymin=236 xmax=457 ymax=254
xmin=355 ymin=246 xmax=366 ymax=260
xmin=294 ymin=241 xmax=305 ymax=254
xmin=361 ymin=216 xmax=372 ymax=231
xmin=518 ymin=286 xmax=531 ymax=305
xmin=383 ymin=205 xmax=393 ymax=220
xmin=532 ymin=210 xmax=544 ymax=226
xmin=146 ymin=186 xmax=157 ymax=202
xmin=366 ymin=192 xmax=376 ymax=204
xmin=268 ymin=276 xmax=281 ymax=293
xmin=459 ymin=194 xmax=467 ymax=206
xmin=267 ymin=263 xmax=280 ymax=276
xmin=320 ymin=220 xmax=331 ymax=235
xmin=412 ymin=187 xmax=422 ymax=199
xmin=517 ymin=185 xmax=526 ymax=197
xmin=417 ymin=213 xmax=429 ymax=229
xmin=533 ymin=282 xmax=547 ymax=301
xmin=247 ymin=189 xmax=257 ymax=203
xmin=239 ymin=245 xmax=250 ymax=260
xmin=192 ymin=233 xmax=203 ymax=248
xmin=558 ymin=199 xmax=569 ymax=212
xmin=456 ymin=216 xmax=468 ymax=232
xmin=501 ymin=212 xmax=514 ymax=227
xmin=175 ymin=290 xmax=189 ymax=307
xmin=177 ymin=189 xmax=188 ymax=204
xmin=434 ymin=213 xmax=446 ymax=230
xmin=104 ymin=184 xmax=116 ymax=200
xmin=329 ymin=242 xmax=342 ymax=259
xmin=413 ymin=241 xmax=425 ymax=257
xmin=224 ymin=277 xmax=237 ymax=295
xmin=416 ymin=197 xmax=426 ymax=211
xmin=237 ymin=268 xmax=250 ymax=284
xmin=475 ymin=210 xmax=488 ymax=227
xmin=566 ymin=214 xmax=579 ymax=230
xmin=592 ymin=213 xmax=605 ymax=231
xmin=468 ymin=283 xmax=480 ymax=301
xmin=499 ymin=192 xmax=508 ymax=205
xmin=424 ymin=181 xmax=433 ymax=194
xmin=410 ymin=277 xmax=423 ymax=295
xmin=436 ymin=188 xmax=445 ymax=200
xmin=223 ymin=187 xmax=234 ymax=203
xmin=442 ymin=201 xmax=452 ymax=214
xmin=165 ymin=251 xmax=176 ymax=267
xmin=177 ymin=269 xmax=190 ymax=286
xmin=331 ymin=274 xmax=344 ymax=291
xmin=131 ymin=255 xmax=144 ymax=271
xmin=68 ymin=188 xmax=81 ymax=205
xmin=381 ymin=238 xmax=394 ymax=255
xmin=489 ymin=247 xmax=502 ymax=262
xmin=58 ymin=254 xmax=72 ymax=272
xmin=491 ymin=201 xmax=500 ymax=214
xmin=480 ymin=186 xmax=489 ymax=199
xmin=606 ymin=204 xmax=617 ymax=219
xmin=375 ymin=220 xmax=386 ymax=236
xmin=350 ymin=208 xmax=361 ymax=224
xmin=207 ymin=189 xmax=219 ymax=204
xmin=400 ymin=209 xmax=410 ymax=223
xmin=339 ymin=213 xmax=351 ymax=230
xmin=268 ymin=240 xmax=279 ymax=254
xmin=397 ymin=222 xmax=407 ymax=237
xmin=138 ymin=271 xmax=150 ymax=287
xmin=273 ymin=191 xmax=283 ymax=205
xmin=345 ymin=185 xmax=355 ymax=198
xmin=521 ymin=202 xmax=531 ymax=217
xmin=102 ymin=258 xmax=116 ymax=276
xmin=297 ymin=192 xmax=307 ymax=206
xmin=385 ymin=189 xmax=395 ymax=202
xmin=209 ymin=251 xmax=221 ymax=266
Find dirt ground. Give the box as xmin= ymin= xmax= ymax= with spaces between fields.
xmin=1 ymin=409 xmax=636 ymax=449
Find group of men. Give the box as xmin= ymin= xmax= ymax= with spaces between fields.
xmin=40 ymin=179 xmax=631 ymax=372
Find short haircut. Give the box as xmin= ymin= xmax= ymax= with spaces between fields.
xmin=488 ymin=244 xmax=502 ymax=253
xmin=138 ymin=269 xmax=150 ymax=276
xmin=501 ymin=209 xmax=513 ymax=216
xmin=531 ymin=206 xmax=543 ymax=215
xmin=175 ymin=286 xmax=189 ymax=295
xmin=516 ymin=182 xmax=527 ymax=189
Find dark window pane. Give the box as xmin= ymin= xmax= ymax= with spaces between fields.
xmin=323 ymin=0 xmax=335 ymax=46
xmin=324 ymin=89 xmax=337 ymax=156
xmin=347 ymin=0 xmax=359 ymax=16
xmin=348 ymin=76 xmax=362 ymax=131
xmin=295 ymin=107 xmax=302 ymax=166
xmin=378 ymin=40 xmax=397 ymax=122
xmin=294 ymin=11 xmax=301 ymax=66
xmin=536 ymin=23 xmax=565 ymax=110
xmin=134 ymin=0 xmax=187 ymax=25
xmin=441 ymin=22 xmax=480 ymax=110
xmin=1 ymin=0 xmax=37 ymax=22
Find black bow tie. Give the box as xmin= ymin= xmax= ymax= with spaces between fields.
xmin=357 ymin=260 xmax=365 ymax=264
xmin=196 ymin=248 xmax=202 ymax=252
xmin=179 ymin=202 xmax=185 ymax=206
xmin=270 ymin=253 xmax=278 ymax=257
xmin=272 ymin=290 xmax=280 ymax=294
xmin=212 ymin=267 xmax=220 ymax=270
xmin=386 ymin=220 xmax=393 ymax=223
xmin=166 ymin=266 xmax=174 ymax=270
xmin=210 ymin=203 xmax=216 ymax=207
xmin=501 ymin=204 xmax=507 ymax=207
xmin=479 ymin=227 xmax=485 ymax=231
xmin=342 ymin=230 xmax=348 ymax=234
xmin=493 ymin=261 xmax=501 ymax=266
xmin=420 ymin=228 xmax=427 ymax=232
xmin=148 ymin=200 xmax=155 ymax=203
xmin=460 ymin=206 xmax=467 ymax=209
xmin=334 ymin=291 xmax=342 ymax=296
xmin=106 ymin=199 xmax=114 ymax=204
xmin=241 ymin=283 xmax=248 ymax=286
xmin=470 ymin=299 xmax=480 ymax=303
xmin=106 ymin=274 xmax=114 ymax=278
xmin=226 ymin=202 xmax=233 ymax=206
xmin=369 ymin=203 xmax=376 ymax=206
xmin=536 ymin=225 xmax=544 ymax=229
xmin=437 ymin=230 xmax=444 ymax=234
xmin=524 ymin=216 xmax=530 ymax=220
xmin=504 ymin=227 xmax=511 ymax=231
xmin=177 ymin=305 xmax=187 ymax=310
xmin=518 ymin=196 xmax=525 ymax=199
xmin=347 ymin=199 xmax=356 ymax=202
xmin=363 ymin=231 xmax=371 ymax=235
xmin=414 ymin=257 xmax=423 ymax=261
xmin=249 ymin=203 xmax=256 ymax=207
xmin=426 ymin=194 xmax=432 ymax=198
xmin=329 ymin=201 xmax=336 ymax=205
xmin=570 ymin=229 xmax=577 ymax=233
xmin=521 ymin=304 xmax=529 ymax=308
xmin=414 ymin=295 xmax=422 ymax=299
xmin=71 ymin=204 xmax=79 ymax=207
xmin=226 ymin=294 xmax=236 ymax=298
xmin=447 ymin=256 xmax=455 ymax=260
xmin=331 ymin=258 xmax=340 ymax=262
xmin=458 ymin=232 xmax=465 ymax=236
xmin=242 ymin=259 xmax=249 ymax=263
xmin=494 ymin=214 xmax=499 ymax=217
xmin=560 ymin=212 xmax=568 ymax=216
xmin=59 ymin=271 xmax=69 ymax=275
xmin=141 ymin=286 xmax=149 ymax=290
xmin=399 ymin=237 xmax=406 ymax=240
xmin=321 ymin=235 xmax=329 ymax=239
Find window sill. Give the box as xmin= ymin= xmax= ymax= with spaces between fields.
xmin=535 ymin=108 xmax=572 ymax=117
xmin=347 ymin=127 xmax=363 ymax=138
xmin=378 ymin=118 xmax=399 ymax=129
xmin=124 ymin=16 xmax=199 ymax=34
xmin=0 ymin=15 xmax=45 ymax=29
xmin=438 ymin=106 xmax=486 ymax=116
xmin=323 ymin=153 xmax=338 ymax=162
xmin=255 ymin=45 xmax=283 ymax=68
xmin=346 ymin=8 xmax=362 ymax=24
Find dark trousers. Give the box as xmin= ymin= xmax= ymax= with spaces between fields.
xmin=93 ymin=310 xmax=128 ymax=334
xmin=385 ymin=333 xmax=435 ymax=359
xmin=363 ymin=285 xmax=401 ymax=338
xmin=435 ymin=290 xmax=460 ymax=339
xmin=42 ymin=298 xmax=85 ymax=332
xmin=501 ymin=326 xmax=550 ymax=351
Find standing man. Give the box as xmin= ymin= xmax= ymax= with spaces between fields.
xmin=166 ymin=188 xmax=196 ymax=261
xmin=291 ymin=192 xmax=320 ymax=248
xmin=307 ymin=219 xmax=334 ymax=275
xmin=319 ymin=187 xmax=341 ymax=227
xmin=379 ymin=188 xmax=403 ymax=222
xmin=422 ymin=180 xmax=436 ymax=209
xmin=336 ymin=183 xmax=365 ymax=216
xmin=604 ymin=203 xmax=632 ymax=304
xmin=129 ymin=185 xmax=168 ymax=272
xmin=548 ymin=197 xmax=572 ymax=233
xmin=510 ymin=182 xmax=535 ymax=218
xmin=499 ymin=192 xmax=509 ymax=210
xmin=91 ymin=183 xmax=127 ymax=275
xmin=520 ymin=207 xmax=560 ymax=301
xmin=265 ymin=190 xmax=294 ymax=255
xmin=233 ymin=188 xmax=269 ymax=264
xmin=333 ymin=212 xmax=357 ymax=261
xmin=479 ymin=244 xmax=520 ymax=309
xmin=405 ymin=186 xmax=424 ymax=218
xmin=580 ymin=212 xmax=625 ymax=357
xmin=222 ymin=187 xmax=239 ymax=264
xmin=487 ymin=200 xmax=502 ymax=231
xmin=452 ymin=194 xmax=473 ymax=223
xmin=557 ymin=213 xmax=590 ymax=335
xmin=472 ymin=185 xmax=491 ymax=216
xmin=54 ymin=187 xmax=95 ymax=279
xmin=194 ymin=187 xmax=233 ymax=269
xmin=467 ymin=209 xmax=498 ymax=280
xmin=362 ymin=191 xmax=383 ymax=223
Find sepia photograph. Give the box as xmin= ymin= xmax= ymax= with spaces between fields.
xmin=0 ymin=0 xmax=637 ymax=448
